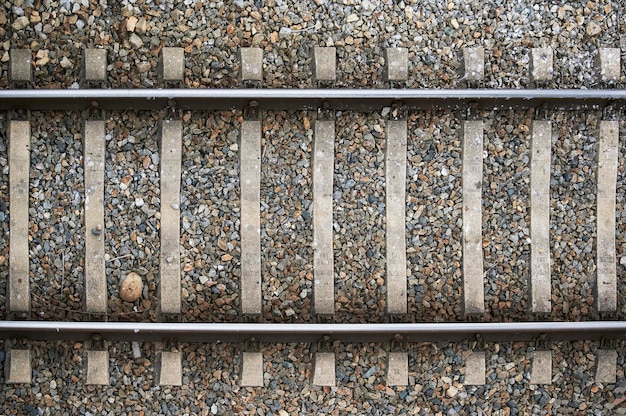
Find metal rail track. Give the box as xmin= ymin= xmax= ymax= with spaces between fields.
xmin=1 ymin=321 xmax=626 ymax=343
xmin=0 ymin=88 xmax=625 ymax=111
xmin=3 ymin=88 xmax=624 ymax=328
xmin=0 ymin=85 xmax=626 ymax=385
xmin=1 ymin=87 xmax=624 ymax=339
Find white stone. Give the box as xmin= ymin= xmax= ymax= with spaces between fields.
xmin=129 ymin=33 xmax=143 ymax=49
xmin=12 ymin=16 xmax=30 ymax=30
xmin=60 ymin=56 xmax=72 ymax=68
xmin=530 ymin=48 xmax=553 ymax=82
xmin=126 ymin=16 xmax=138 ymax=32
xmin=446 ymin=385 xmax=459 ymax=397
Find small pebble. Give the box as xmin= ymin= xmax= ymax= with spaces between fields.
xmin=129 ymin=33 xmax=143 ymax=49
xmin=132 ymin=341 xmax=142 ymax=359
xmin=12 ymin=16 xmax=29 ymax=30
xmin=586 ymin=21 xmax=601 ymax=36
xmin=119 ymin=272 xmax=142 ymax=302
xmin=60 ymin=56 xmax=72 ymax=69
xmin=446 ymin=386 xmax=459 ymax=398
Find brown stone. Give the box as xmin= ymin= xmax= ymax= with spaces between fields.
xmin=586 ymin=21 xmax=601 ymax=36
xmin=135 ymin=17 xmax=148 ymax=35
xmin=126 ymin=16 xmax=138 ymax=32
xmin=120 ymin=272 xmax=142 ymax=302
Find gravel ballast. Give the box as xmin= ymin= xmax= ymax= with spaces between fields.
xmin=334 ymin=111 xmax=386 ymax=323
xmin=260 ymin=111 xmax=313 ymax=322
xmin=549 ymin=111 xmax=599 ymax=321
xmin=406 ymin=110 xmax=463 ymax=322
xmin=29 ymin=111 xmax=85 ymax=321
xmin=617 ymin=119 xmax=626 ymax=319
xmin=0 ymin=112 xmax=7 ymax=319
xmin=1 ymin=340 xmax=625 ymax=415
xmin=481 ymin=110 xmax=531 ymax=322
xmin=104 ymin=110 xmax=160 ymax=322
xmin=0 ymin=1 xmax=622 ymax=89
xmin=180 ymin=110 xmax=241 ymax=322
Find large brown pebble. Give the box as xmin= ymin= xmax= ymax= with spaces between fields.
xmin=120 ymin=272 xmax=143 ymax=302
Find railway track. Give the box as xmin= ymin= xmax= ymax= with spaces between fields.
xmin=1 ymin=41 xmax=626 ymax=413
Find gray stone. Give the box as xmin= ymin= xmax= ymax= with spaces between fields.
xmin=596 ymin=121 xmax=618 ymax=313
xmin=86 ymin=350 xmax=109 ymax=385
xmin=9 ymin=120 xmax=31 ymax=313
xmin=240 ymin=352 xmax=263 ymax=386
xmin=312 ymin=47 xmax=336 ymax=81
xmin=313 ymin=120 xmax=335 ymax=316
xmin=240 ymin=121 xmax=262 ymax=315
xmin=129 ymin=33 xmax=143 ymax=49
xmin=10 ymin=49 xmax=31 ymax=82
xmin=84 ymin=48 xmax=107 ymax=83
xmin=160 ymin=47 xmax=185 ymax=83
xmin=462 ymin=121 xmax=484 ymax=314
xmin=597 ymin=48 xmax=620 ymax=82
xmin=239 ymin=47 xmax=263 ymax=81
xmin=313 ymin=352 xmax=335 ymax=386
xmin=384 ymin=47 xmax=408 ymax=81
xmin=530 ymin=121 xmax=551 ymax=313
xmin=463 ymin=47 xmax=484 ymax=81
xmin=158 ymin=351 xmax=182 ymax=386
xmin=160 ymin=120 xmax=182 ymax=315
xmin=530 ymin=48 xmax=553 ymax=82
xmin=5 ymin=349 xmax=31 ymax=384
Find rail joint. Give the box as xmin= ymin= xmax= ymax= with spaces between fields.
xmin=389 ymin=334 xmax=407 ymax=352
xmin=533 ymin=333 xmax=552 ymax=350
xmin=244 ymin=337 xmax=261 ymax=352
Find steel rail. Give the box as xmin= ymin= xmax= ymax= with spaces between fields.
xmin=0 ymin=321 xmax=625 ymax=343
xmin=0 ymin=89 xmax=625 ymax=111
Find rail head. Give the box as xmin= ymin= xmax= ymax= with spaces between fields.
xmin=0 ymin=89 xmax=625 ymax=111
xmin=1 ymin=321 xmax=625 ymax=343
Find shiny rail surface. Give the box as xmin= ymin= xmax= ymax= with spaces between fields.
xmin=0 ymin=89 xmax=625 ymax=111
xmin=0 ymin=321 xmax=625 ymax=343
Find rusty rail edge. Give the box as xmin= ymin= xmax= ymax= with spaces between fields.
xmin=0 ymin=89 xmax=625 ymax=111
xmin=0 ymin=321 xmax=625 ymax=343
